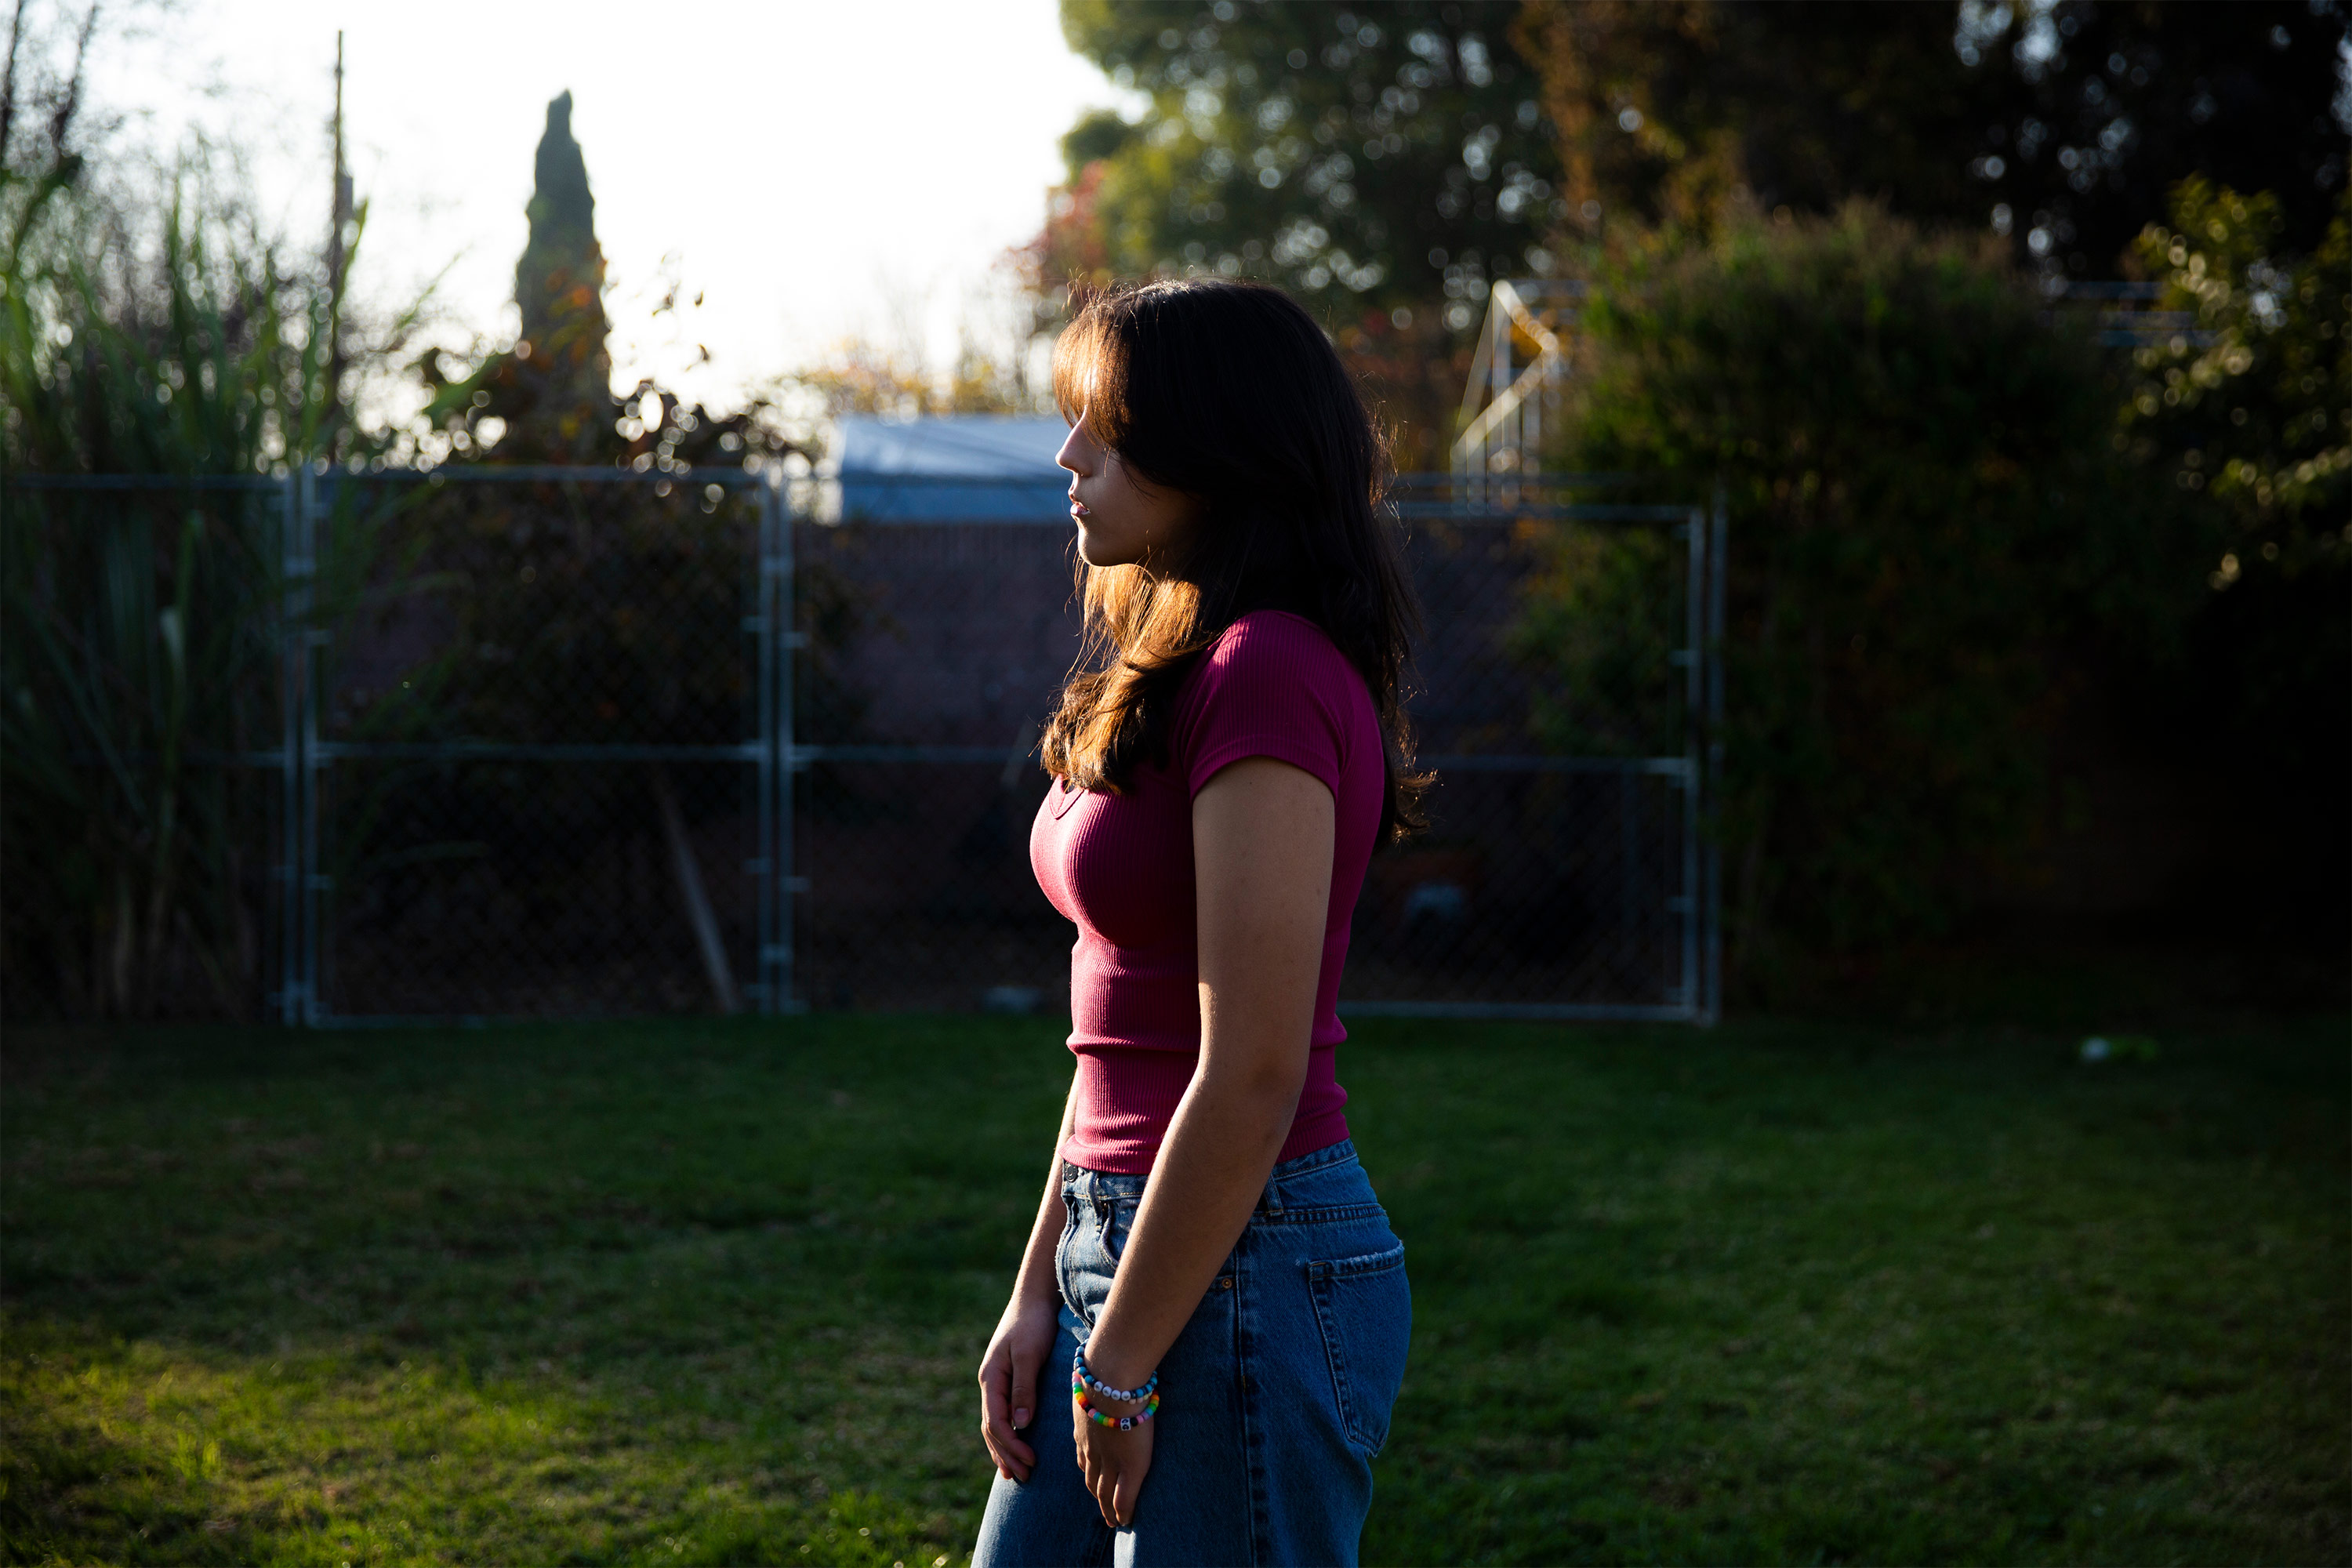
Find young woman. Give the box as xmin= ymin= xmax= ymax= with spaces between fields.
xmin=973 ymin=278 xmax=1424 ymax=1567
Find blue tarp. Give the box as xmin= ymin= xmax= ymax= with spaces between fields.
xmin=829 ymin=416 xmax=1069 ymax=523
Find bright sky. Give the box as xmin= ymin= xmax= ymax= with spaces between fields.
xmin=83 ymin=0 xmax=1131 ymax=408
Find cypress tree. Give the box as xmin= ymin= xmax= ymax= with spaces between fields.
xmin=507 ymin=90 xmax=614 ymax=459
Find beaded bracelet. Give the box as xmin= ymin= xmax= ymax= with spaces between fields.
xmin=1073 ymin=1384 xmax=1160 ymax=1432
xmin=1072 ymin=1348 xmax=1158 ymax=1405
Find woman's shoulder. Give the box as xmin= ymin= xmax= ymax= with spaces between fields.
xmin=1200 ymin=609 xmax=1357 ymax=688
xmin=1178 ymin=611 xmax=1374 ymax=740
xmin=1169 ymin=611 xmax=1374 ymax=790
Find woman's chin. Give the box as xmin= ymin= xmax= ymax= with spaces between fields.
xmin=1075 ymin=526 xmax=1140 ymax=569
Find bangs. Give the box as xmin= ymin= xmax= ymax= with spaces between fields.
xmin=1050 ymin=290 xmax=1134 ymax=450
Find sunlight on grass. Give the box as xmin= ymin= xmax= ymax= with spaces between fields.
xmin=3 ymin=1318 xmax=953 ymax=1566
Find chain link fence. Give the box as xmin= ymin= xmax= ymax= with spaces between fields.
xmin=1361 ymin=478 xmax=1722 ymax=1018
xmin=306 ymin=468 xmax=777 ymax=1020
xmin=4 ymin=467 xmax=1719 ymax=1024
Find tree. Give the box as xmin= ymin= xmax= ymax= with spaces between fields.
xmin=1959 ymin=2 xmax=2349 ymax=276
xmin=516 ymin=91 xmax=608 ymax=382
xmin=416 ymin=93 xmax=800 ymax=474
xmin=784 ymin=336 xmax=1027 ymax=423
xmin=429 ymin=91 xmax=619 ymax=463
xmin=1054 ymin=0 xmax=1561 ymax=314
xmin=2117 ymin=179 xmax=2350 ymax=934
xmin=1512 ymin=1 xmax=1990 ymax=238
xmin=2122 ymin=179 xmax=2349 ymax=586
xmin=1044 ymin=1 xmax=1563 ymax=465
xmin=1512 ymin=0 xmax=2350 ymax=277
xmin=0 ymin=0 xmax=104 ymax=214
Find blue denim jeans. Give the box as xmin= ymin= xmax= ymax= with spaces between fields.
xmin=974 ymin=1138 xmax=1410 ymax=1567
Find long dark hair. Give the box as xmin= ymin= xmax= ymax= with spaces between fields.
xmin=1039 ymin=278 xmax=1427 ymax=842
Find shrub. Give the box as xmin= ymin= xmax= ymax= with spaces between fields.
xmin=1532 ymin=203 xmax=2185 ymax=989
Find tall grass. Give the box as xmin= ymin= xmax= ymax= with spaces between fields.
xmin=0 ymin=162 xmax=407 ymax=1017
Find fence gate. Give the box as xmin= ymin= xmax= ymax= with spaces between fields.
xmin=778 ymin=472 xmax=1722 ymax=1025
xmin=275 ymin=466 xmax=789 ymax=1022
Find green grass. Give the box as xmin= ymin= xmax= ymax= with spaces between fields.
xmin=2 ymin=1013 xmax=2344 ymax=1565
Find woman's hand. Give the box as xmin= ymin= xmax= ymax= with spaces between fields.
xmin=978 ymin=1292 xmax=1059 ymax=1482
xmin=1072 ymin=1388 xmax=1155 ymax=1528
xmin=983 ymin=1073 xmax=1081 ymax=1483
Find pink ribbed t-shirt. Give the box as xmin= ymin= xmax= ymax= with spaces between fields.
xmin=1029 ymin=610 xmax=1383 ymax=1174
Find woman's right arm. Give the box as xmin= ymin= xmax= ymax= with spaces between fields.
xmin=978 ymin=1068 xmax=1078 ymax=1482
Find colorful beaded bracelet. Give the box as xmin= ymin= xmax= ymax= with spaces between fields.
xmin=1073 ymin=1385 xmax=1160 ymax=1432
xmin=1072 ymin=1348 xmax=1157 ymax=1405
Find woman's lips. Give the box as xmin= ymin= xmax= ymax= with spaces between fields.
xmin=1069 ymin=495 xmax=1090 ymax=518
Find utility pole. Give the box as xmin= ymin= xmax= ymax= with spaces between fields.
xmin=324 ymin=31 xmax=351 ymax=448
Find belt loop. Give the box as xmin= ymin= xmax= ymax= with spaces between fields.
xmin=1261 ymin=1175 xmax=1283 ymax=1219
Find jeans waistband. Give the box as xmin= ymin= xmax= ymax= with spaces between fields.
xmin=1060 ymin=1138 xmax=1363 ymax=1211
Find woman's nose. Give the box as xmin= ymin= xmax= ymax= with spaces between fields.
xmin=1056 ymin=421 xmax=1094 ymax=477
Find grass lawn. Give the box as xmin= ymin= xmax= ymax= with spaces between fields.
xmin=3 ymin=1011 xmax=2344 ymax=1565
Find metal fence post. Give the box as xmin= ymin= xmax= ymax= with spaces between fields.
xmin=276 ymin=466 xmax=323 ymax=1025
xmin=1679 ymin=506 xmax=1704 ymax=1014
xmin=299 ymin=468 xmax=325 ymax=1025
xmin=1701 ymin=485 xmax=1728 ymax=1026
xmin=1619 ymin=767 xmax=1638 ymax=980
xmin=278 ymin=470 xmax=303 ymax=1025
xmin=753 ymin=479 xmax=777 ymax=1014
xmin=762 ymin=472 xmax=799 ymax=1013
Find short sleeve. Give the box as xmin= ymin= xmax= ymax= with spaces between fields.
xmin=1171 ymin=612 xmax=1359 ymax=799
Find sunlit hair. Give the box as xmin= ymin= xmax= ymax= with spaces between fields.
xmin=1040 ymin=278 xmax=1427 ymax=842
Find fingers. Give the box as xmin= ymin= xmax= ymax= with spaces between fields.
xmin=1007 ymin=1346 xmax=1040 ymax=1433
xmin=978 ymin=1356 xmax=1013 ymax=1478
xmin=982 ymin=1419 xmax=1034 ymax=1481
xmin=1078 ymin=1438 xmax=1134 ymax=1530
xmin=1090 ymin=1461 xmax=1118 ymax=1530
xmin=988 ymin=1420 xmax=1035 ymax=1486
xmin=989 ymin=1425 xmax=1036 ymax=1478
xmin=1076 ymin=1427 xmax=1113 ymax=1528
xmin=978 ymin=1367 xmax=1035 ymax=1481
xmin=1073 ymin=1425 xmax=1149 ymax=1531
